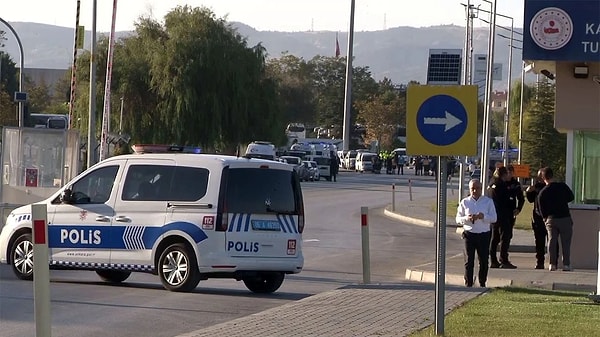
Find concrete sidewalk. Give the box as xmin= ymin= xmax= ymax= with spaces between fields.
xmin=177 ymin=196 xmax=598 ymax=337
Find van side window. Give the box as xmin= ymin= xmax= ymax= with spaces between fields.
xmin=171 ymin=166 xmax=209 ymax=201
xmin=122 ymin=165 xmax=209 ymax=201
xmin=70 ymin=165 xmax=119 ymax=204
xmin=122 ymin=165 xmax=174 ymax=201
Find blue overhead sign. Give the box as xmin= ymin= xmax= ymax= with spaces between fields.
xmin=523 ymin=0 xmax=600 ymax=61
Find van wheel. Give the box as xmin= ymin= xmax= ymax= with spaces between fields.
xmin=243 ymin=272 xmax=285 ymax=293
xmin=96 ymin=270 xmax=131 ymax=283
xmin=10 ymin=233 xmax=34 ymax=280
xmin=158 ymin=243 xmax=200 ymax=292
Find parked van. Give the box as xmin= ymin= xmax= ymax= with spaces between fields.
xmin=0 ymin=144 xmax=305 ymax=293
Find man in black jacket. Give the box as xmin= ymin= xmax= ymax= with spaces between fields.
xmin=488 ymin=166 xmax=518 ymax=269
xmin=526 ymin=173 xmax=548 ymax=269
xmin=536 ymin=167 xmax=575 ymax=271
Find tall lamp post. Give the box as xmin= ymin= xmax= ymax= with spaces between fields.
xmin=0 ymin=17 xmax=24 ymax=127
xmin=518 ymin=61 xmax=526 ymax=165
xmin=480 ymin=0 xmax=497 ymax=189
xmin=498 ymin=18 xmax=514 ymax=166
xmin=342 ymin=0 xmax=355 ymax=151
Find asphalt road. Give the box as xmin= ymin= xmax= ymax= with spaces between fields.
xmin=0 ymin=170 xmax=462 ymax=337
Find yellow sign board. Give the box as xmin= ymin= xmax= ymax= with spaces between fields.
xmin=407 ymin=85 xmax=478 ymax=156
xmin=76 ymin=25 xmax=85 ymax=49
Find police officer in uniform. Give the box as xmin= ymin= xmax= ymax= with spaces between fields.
xmin=488 ymin=166 xmax=518 ymax=269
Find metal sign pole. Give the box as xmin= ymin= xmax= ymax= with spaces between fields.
xmin=435 ymin=156 xmax=448 ymax=335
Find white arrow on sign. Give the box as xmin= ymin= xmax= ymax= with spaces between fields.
xmin=423 ymin=111 xmax=463 ymax=132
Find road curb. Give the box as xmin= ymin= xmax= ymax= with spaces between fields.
xmin=405 ymin=268 xmax=596 ymax=292
xmin=383 ymin=207 xmax=456 ymax=228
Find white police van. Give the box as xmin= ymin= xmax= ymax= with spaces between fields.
xmin=0 ymin=145 xmax=305 ymax=293
xmin=245 ymin=141 xmax=276 ymax=161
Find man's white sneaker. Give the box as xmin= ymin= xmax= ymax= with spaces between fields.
xmin=549 ymin=264 xmax=557 ymax=271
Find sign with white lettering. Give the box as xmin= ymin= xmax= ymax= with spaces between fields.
xmin=523 ymin=0 xmax=600 ymax=61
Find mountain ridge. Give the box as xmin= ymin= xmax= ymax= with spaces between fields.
xmin=2 ymin=21 xmax=523 ymax=88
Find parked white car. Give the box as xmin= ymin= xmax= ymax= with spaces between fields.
xmin=355 ymin=152 xmax=378 ymax=173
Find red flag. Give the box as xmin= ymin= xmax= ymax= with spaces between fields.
xmin=335 ymin=33 xmax=341 ymax=57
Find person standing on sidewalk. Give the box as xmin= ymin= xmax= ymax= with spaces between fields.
xmin=488 ymin=166 xmax=518 ymax=269
xmin=506 ymin=165 xmax=525 ymax=254
xmin=536 ymin=167 xmax=575 ymax=271
xmin=456 ymin=179 xmax=497 ymax=287
xmin=526 ymin=172 xmax=550 ymax=269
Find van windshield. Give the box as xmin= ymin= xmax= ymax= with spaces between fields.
xmin=226 ymin=168 xmax=299 ymax=214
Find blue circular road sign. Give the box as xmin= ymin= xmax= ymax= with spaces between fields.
xmin=416 ymin=94 xmax=468 ymax=146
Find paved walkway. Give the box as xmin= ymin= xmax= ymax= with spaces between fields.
xmin=177 ymin=193 xmax=599 ymax=337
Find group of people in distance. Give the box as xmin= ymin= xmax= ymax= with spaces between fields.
xmin=456 ymin=165 xmax=574 ymax=288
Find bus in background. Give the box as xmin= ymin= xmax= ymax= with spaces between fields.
xmin=286 ymin=123 xmax=306 ymax=140
xmin=245 ymin=141 xmax=276 ymax=160
xmin=27 ymin=113 xmax=69 ymax=129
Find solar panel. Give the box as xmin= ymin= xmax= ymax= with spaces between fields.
xmin=427 ymin=49 xmax=462 ymax=85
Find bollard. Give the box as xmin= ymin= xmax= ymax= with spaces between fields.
xmin=408 ymin=179 xmax=413 ymax=201
xmin=361 ymin=206 xmax=371 ymax=284
xmin=391 ymin=183 xmax=396 ymax=212
xmin=32 ymin=203 xmax=51 ymax=337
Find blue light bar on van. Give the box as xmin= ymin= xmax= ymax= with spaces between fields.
xmin=131 ymin=144 xmax=202 ymax=154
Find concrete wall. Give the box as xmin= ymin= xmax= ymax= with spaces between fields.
xmin=555 ymin=62 xmax=600 ymax=132
xmin=570 ymin=206 xmax=600 ymax=269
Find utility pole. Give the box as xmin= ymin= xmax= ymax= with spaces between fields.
xmin=87 ymin=0 xmax=97 ymax=168
xmin=341 ymin=0 xmax=355 ymax=151
xmin=458 ymin=0 xmax=477 ymax=202
xmin=480 ymin=0 xmax=497 ymax=189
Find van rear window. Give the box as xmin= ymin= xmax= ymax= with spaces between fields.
xmin=226 ymin=168 xmax=297 ymax=214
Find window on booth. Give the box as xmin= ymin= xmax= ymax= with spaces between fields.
xmin=573 ymin=131 xmax=600 ymax=205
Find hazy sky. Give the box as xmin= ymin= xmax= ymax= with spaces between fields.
xmin=3 ymin=0 xmax=525 ymax=32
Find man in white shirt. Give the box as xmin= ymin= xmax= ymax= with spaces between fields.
xmin=456 ymin=179 xmax=498 ymax=287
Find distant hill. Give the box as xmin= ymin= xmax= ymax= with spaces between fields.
xmin=3 ymin=21 xmax=523 ymax=89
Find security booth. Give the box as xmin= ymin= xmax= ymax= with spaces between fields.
xmin=1 ymin=127 xmax=80 ymax=228
xmin=523 ymin=0 xmax=600 ymax=269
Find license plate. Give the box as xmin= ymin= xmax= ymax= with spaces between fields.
xmin=251 ymin=220 xmax=281 ymax=231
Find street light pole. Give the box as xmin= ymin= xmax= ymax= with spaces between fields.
xmin=480 ymin=0 xmax=497 ymax=189
xmin=342 ymin=0 xmax=355 ymax=151
xmin=518 ymin=61 xmax=526 ymax=164
xmin=502 ymin=18 xmax=513 ymax=166
xmin=458 ymin=0 xmax=477 ymax=202
xmin=87 ymin=0 xmax=98 ymax=168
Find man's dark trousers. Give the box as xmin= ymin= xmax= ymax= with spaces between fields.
xmin=463 ymin=231 xmax=491 ymax=286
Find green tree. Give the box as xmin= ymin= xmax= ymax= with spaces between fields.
xmin=25 ymin=77 xmax=52 ymax=112
xmin=144 ymin=6 xmax=283 ymax=151
xmin=0 ymin=84 xmax=17 ymax=127
xmin=356 ymin=78 xmax=405 ymax=151
xmin=308 ymin=56 xmax=377 ymax=139
xmin=508 ymin=79 xmax=535 ymax=149
xmin=266 ymin=53 xmax=316 ymax=126
xmin=522 ymin=80 xmax=566 ymax=179
xmin=0 ymin=52 xmax=19 ymax=99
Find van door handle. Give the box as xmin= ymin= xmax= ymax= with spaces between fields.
xmin=115 ymin=216 xmax=132 ymax=223
xmin=95 ymin=215 xmax=111 ymax=222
